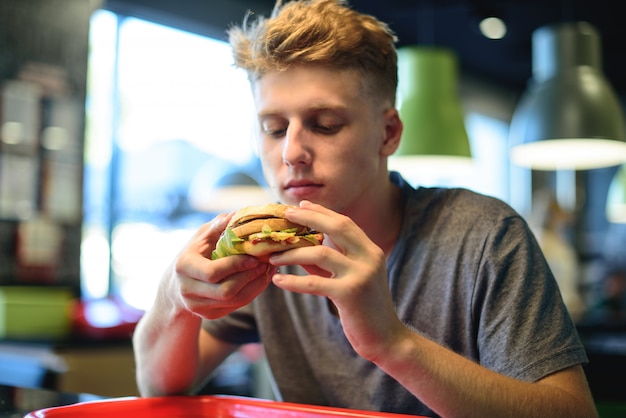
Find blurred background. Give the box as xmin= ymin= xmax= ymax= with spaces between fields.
xmin=0 ymin=0 xmax=625 ymax=413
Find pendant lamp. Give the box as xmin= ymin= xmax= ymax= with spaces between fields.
xmin=509 ymin=22 xmax=626 ymax=170
xmin=389 ymin=46 xmax=472 ymax=184
xmin=607 ymin=164 xmax=626 ymax=223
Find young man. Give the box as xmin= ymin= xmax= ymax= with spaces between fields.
xmin=133 ymin=1 xmax=598 ymax=416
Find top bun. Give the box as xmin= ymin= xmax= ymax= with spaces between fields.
xmin=229 ymin=203 xmax=294 ymax=227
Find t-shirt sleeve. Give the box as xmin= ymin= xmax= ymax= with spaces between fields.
xmin=202 ymin=301 xmax=261 ymax=345
xmin=474 ymin=214 xmax=588 ymax=382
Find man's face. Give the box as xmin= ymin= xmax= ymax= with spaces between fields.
xmin=252 ymin=65 xmax=398 ymax=214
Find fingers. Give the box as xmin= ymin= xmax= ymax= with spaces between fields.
xmin=176 ymin=212 xmax=247 ymax=285
xmin=167 ymin=212 xmax=276 ymax=319
xmin=270 ymin=200 xmax=386 ymax=303
xmin=284 ymin=200 xmax=373 ymax=259
xmin=270 ymin=244 xmax=373 ymax=299
xmin=183 ymin=263 xmax=276 ymax=319
xmin=271 ymin=244 xmax=340 ymax=279
xmin=177 ymin=252 xmax=274 ymax=301
xmin=187 ymin=213 xmax=233 ymax=259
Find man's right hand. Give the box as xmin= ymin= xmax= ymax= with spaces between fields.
xmin=165 ymin=212 xmax=277 ymax=320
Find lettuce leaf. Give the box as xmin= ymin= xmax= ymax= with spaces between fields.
xmin=211 ymin=228 xmax=245 ymax=259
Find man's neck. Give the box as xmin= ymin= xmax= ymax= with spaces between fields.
xmin=345 ymin=180 xmax=403 ymax=257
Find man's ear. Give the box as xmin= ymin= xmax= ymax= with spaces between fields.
xmin=381 ymin=108 xmax=403 ymax=157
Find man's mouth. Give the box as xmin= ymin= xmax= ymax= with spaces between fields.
xmin=284 ymin=180 xmax=323 ymax=197
xmin=285 ymin=179 xmax=320 ymax=188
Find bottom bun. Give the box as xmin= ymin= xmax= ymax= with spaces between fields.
xmin=240 ymin=236 xmax=321 ymax=262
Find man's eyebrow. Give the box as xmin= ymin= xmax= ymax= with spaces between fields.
xmin=308 ymin=104 xmax=348 ymax=112
xmin=257 ymin=103 xmax=350 ymax=117
xmin=257 ymin=111 xmax=280 ymax=118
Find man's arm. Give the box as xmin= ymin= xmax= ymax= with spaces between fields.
xmin=373 ymin=325 xmax=597 ymax=418
xmin=270 ymin=201 xmax=598 ymax=417
xmin=133 ymin=290 xmax=237 ymax=396
xmin=133 ymin=215 xmax=274 ymax=396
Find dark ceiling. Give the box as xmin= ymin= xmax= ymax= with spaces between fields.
xmin=104 ymin=0 xmax=625 ymax=100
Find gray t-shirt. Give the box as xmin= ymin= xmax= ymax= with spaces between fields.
xmin=203 ymin=173 xmax=587 ymax=416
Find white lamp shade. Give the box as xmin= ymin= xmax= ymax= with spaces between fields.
xmin=509 ymin=22 xmax=626 ymax=171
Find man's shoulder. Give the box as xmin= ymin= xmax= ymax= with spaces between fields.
xmin=410 ymin=186 xmax=517 ymax=218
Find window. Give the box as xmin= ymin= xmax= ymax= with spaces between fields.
xmin=83 ymin=10 xmax=259 ymax=310
xmin=463 ymin=112 xmax=510 ymax=202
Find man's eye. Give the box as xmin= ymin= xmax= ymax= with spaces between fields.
xmin=264 ymin=128 xmax=286 ymax=137
xmin=314 ymin=123 xmax=342 ymax=135
xmin=261 ymin=122 xmax=287 ymax=137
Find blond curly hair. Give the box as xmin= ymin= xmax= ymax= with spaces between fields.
xmin=228 ymin=0 xmax=398 ymax=106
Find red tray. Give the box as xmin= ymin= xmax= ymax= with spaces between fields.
xmin=25 ymin=394 xmax=424 ymax=417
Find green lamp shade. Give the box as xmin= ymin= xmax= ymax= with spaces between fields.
xmin=395 ymin=47 xmax=471 ymax=157
xmin=390 ymin=47 xmax=472 ymax=182
xmin=510 ymin=22 xmax=626 ymax=170
xmin=607 ymin=164 xmax=626 ymax=223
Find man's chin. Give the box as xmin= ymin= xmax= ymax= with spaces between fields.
xmin=283 ymin=188 xmax=334 ymax=207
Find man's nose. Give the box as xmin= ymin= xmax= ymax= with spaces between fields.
xmin=282 ymin=123 xmax=311 ymax=167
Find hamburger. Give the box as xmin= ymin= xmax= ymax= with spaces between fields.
xmin=211 ymin=203 xmax=324 ymax=261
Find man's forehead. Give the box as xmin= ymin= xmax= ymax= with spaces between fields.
xmin=253 ymin=66 xmax=363 ymax=104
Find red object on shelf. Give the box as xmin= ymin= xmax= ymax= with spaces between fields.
xmin=24 ymin=395 xmax=425 ymax=417
xmin=70 ymin=298 xmax=144 ymax=340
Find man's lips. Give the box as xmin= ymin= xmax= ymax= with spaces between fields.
xmin=284 ymin=180 xmax=323 ymax=197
